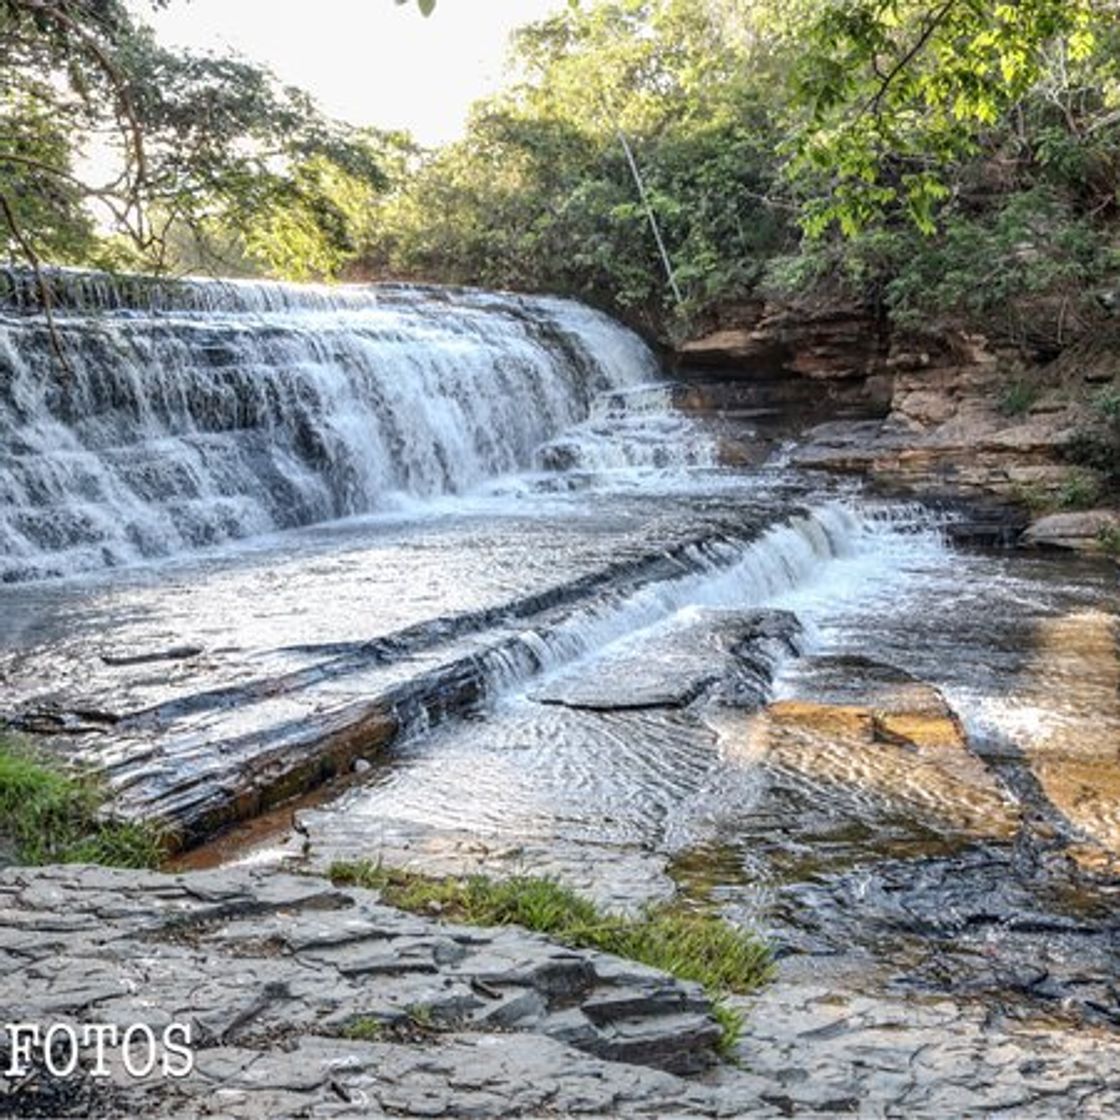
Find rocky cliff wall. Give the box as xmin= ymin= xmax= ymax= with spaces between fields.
xmin=674 ymin=300 xmax=1119 ymax=552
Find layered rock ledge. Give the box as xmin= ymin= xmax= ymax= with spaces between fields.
xmin=0 ymin=864 xmax=757 ymax=1118
xmin=675 ymin=300 xmax=1120 ymax=550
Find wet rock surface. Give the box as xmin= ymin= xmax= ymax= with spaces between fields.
xmin=689 ymin=620 xmax=1120 ymax=1118
xmin=0 ymin=864 xmax=753 ymax=1118
xmin=289 ymin=631 xmax=1120 ymax=1115
xmin=529 ymin=609 xmax=800 ymax=711
xmin=1013 ymin=610 xmax=1120 ymax=872
xmin=0 ymin=498 xmax=816 ymax=853
xmin=728 ymin=656 xmax=1022 ymax=839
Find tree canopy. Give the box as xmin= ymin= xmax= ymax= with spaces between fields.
xmin=783 ymin=0 xmax=1105 ymax=235
xmin=0 ymin=0 xmax=391 ymax=281
xmin=4 ymin=0 xmax=1119 ymax=352
xmin=357 ymin=0 xmax=1119 ymax=348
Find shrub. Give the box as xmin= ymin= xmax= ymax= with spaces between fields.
xmin=1000 ymin=379 xmax=1040 ymax=416
xmin=1097 ymin=524 xmax=1120 ymax=556
xmin=1058 ymin=471 xmax=1103 ymax=510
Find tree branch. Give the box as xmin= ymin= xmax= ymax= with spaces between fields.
xmin=0 ymin=188 xmax=72 ymax=375
xmin=865 ymin=1 xmax=956 ymax=119
xmin=18 ymin=0 xmax=151 ymax=242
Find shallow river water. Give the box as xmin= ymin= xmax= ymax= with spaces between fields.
xmin=2 ymin=276 xmax=1119 ymax=1114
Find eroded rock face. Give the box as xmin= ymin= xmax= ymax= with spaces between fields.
xmin=675 ymin=303 xmax=892 ymax=423
xmin=675 ymin=300 xmax=1118 ymax=523
xmin=785 ymin=330 xmax=1105 ymax=506
xmin=0 ymin=865 xmax=746 ymax=1118
xmin=678 ymin=303 xmax=885 ymax=381
xmin=1023 ymin=510 xmax=1120 ymax=552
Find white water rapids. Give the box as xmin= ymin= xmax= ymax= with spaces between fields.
xmin=0 ymin=274 xmax=720 ymax=582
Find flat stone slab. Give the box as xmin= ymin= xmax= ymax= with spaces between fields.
xmin=529 ymin=609 xmax=800 ymax=711
xmin=0 ymin=864 xmax=752 ymax=1118
xmin=1023 ymin=509 xmax=1120 ymax=552
xmin=728 ymin=974 xmax=1120 ymax=1119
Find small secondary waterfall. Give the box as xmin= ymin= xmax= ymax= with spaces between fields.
xmin=0 ymin=273 xmax=662 ymax=582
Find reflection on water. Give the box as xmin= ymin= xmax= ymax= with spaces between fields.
xmin=5 ymin=274 xmax=1118 ymax=1111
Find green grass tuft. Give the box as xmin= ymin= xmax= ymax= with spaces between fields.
xmin=999 ymin=378 xmax=1040 ymax=417
xmin=1098 ymin=523 xmax=1120 ymax=556
xmin=711 ymin=1000 xmax=746 ymax=1060
xmin=340 ymin=1017 xmax=385 ymax=1042
xmin=329 ymin=860 xmax=772 ymax=1055
xmin=0 ymin=735 xmax=164 ymax=868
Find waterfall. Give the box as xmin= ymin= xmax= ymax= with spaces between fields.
xmin=537 ymin=384 xmax=717 ymax=473
xmin=0 ymin=273 xmax=661 ymax=582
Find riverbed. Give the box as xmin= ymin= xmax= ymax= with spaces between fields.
xmin=2 ymin=276 xmax=1118 ymax=1115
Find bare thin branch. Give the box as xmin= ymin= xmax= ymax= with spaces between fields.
xmin=0 ymin=188 xmax=72 ymax=375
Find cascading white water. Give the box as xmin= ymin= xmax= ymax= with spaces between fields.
xmin=484 ymin=502 xmax=946 ymax=695
xmin=522 ymin=504 xmax=856 ymax=668
xmin=0 ymin=274 xmax=662 ymax=582
xmin=537 ymin=384 xmax=718 ymax=473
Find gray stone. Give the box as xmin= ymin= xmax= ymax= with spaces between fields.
xmin=0 ymin=863 xmax=743 ymax=1118
xmin=1022 ymin=509 xmax=1120 ymax=551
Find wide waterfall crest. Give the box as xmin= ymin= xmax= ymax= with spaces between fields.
xmin=0 ymin=275 xmax=663 ymax=582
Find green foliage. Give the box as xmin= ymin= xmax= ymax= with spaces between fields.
xmin=1000 ymin=379 xmax=1041 ymax=417
xmin=1009 ymin=481 xmax=1055 ymax=514
xmin=1063 ymin=431 xmax=1116 ymax=475
xmin=1058 ymin=469 xmax=1103 ymax=509
xmin=889 ymin=194 xmax=1117 ymax=344
xmin=361 ymin=0 xmax=1120 ymax=347
xmin=0 ymin=0 xmax=388 ymax=280
xmin=1095 ymin=387 xmax=1120 ymax=421
xmin=329 ymin=860 xmax=772 ymax=1052
xmin=781 ymin=0 xmax=1103 ymax=237
xmin=763 ymin=187 xmax=1120 ymax=350
xmin=711 ymin=1001 xmax=745 ymax=1060
xmin=1097 ymin=523 xmax=1120 ymax=556
xmin=340 ymin=1017 xmax=384 ymax=1042
xmin=1063 ymin=385 xmax=1120 ymax=482
xmin=0 ymin=735 xmax=164 ymax=867
xmin=405 ymin=1003 xmax=434 ymax=1028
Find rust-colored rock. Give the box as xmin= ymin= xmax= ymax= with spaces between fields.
xmin=766 ymin=700 xmax=874 ymax=741
xmin=1018 ymin=611 xmax=1120 ymax=864
xmin=677 ymin=297 xmax=1119 ymax=507
xmin=723 ymin=665 xmax=1020 ymax=839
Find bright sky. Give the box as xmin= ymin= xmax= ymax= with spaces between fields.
xmin=133 ymin=0 xmax=570 ymax=147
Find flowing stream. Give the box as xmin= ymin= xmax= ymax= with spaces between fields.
xmin=1 ymin=273 xmax=1118 ymax=1112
